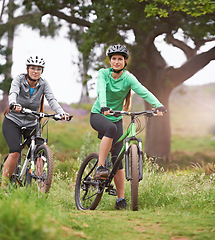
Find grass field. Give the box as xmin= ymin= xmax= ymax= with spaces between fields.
xmin=0 ymin=83 xmax=215 ymax=239
xmin=0 ymin=160 xmax=214 ymax=240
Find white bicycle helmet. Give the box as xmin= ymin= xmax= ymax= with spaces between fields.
xmin=106 ymin=44 xmax=129 ymax=59
xmin=26 ymin=55 xmax=45 ymax=68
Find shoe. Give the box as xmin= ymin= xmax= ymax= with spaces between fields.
xmin=115 ymin=198 xmax=128 ymax=210
xmin=94 ymin=166 xmax=109 ymax=180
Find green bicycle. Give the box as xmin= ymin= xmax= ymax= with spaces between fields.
xmin=75 ymin=109 xmax=158 ymax=211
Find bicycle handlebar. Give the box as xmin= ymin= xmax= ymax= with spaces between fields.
xmin=109 ymin=110 xmax=159 ymax=117
xmin=20 ymin=108 xmax=73 ymax=121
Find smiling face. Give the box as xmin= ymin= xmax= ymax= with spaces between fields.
xmin=109 ymin=54 xmax=126 ymax=71
xmin=27 ymin=65 xmax=43 ymax=80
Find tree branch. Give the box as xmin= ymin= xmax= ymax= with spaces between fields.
xmin=144 ymin=23 xmax=170 ymax=46
xmin=195 ymin=37 xmax=215 ymax=50
xmin=0 ymin=12 xmax=44 ymax=27
xmin=166 ymin=33 xmax=195 ymax=59
xmin=0 ymin=0 xmax=6 ymax=22
xmin=37 ymin=7 xmax=91 ymax=28
xmin=167 ymin=46 xmax=215 ymax=87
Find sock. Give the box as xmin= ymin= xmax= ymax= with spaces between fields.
xmin=117 ymin=198 xmax=124 ymax=202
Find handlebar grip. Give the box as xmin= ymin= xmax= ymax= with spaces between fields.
xmin=53 ymin=114 xmax=62 ymax=120
xmin=53 ymin=115 xmax=73 ymax=121
xmin=20 ymin=108 xmax=32 ymax=114
xmin=67 ymin=115 xmax=73 ymax=121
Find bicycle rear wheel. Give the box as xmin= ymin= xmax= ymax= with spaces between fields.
xmin=33 ymin=144 xmax=53 ymax=193
xmin=75 ymin=153 xmax=103 ymax=210
xmin=130 ymin=144 xmax=139 ymax=211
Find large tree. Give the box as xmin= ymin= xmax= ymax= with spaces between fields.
xmin=3 ymin=0 xmax=215 ymax=159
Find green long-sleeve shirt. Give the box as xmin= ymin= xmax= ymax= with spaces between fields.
xmin=91 ymin=68 xmax=163 ymax=122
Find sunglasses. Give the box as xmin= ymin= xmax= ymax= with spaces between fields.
xmin=28 ymin=66 xmax=43 ymax=72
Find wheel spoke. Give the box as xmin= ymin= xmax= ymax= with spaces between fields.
xmin=75 ymin=153 xmax=103 ymax=210
xmin=33 ymin=145 xmax=53 ymax=193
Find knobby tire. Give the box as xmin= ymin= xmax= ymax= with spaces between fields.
xmin=33 ymin=144 xmax=53 ymax=193
xmin=130 ymin=144 xmax=139 ymax=211
xmin=75 ymin=153 xmax=103 ymax=210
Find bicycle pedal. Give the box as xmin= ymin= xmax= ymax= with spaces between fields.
xmin=109 ymin=189 xmax=117 ymax=196
xmin=106 ymin=188 xmax=117 ymax=196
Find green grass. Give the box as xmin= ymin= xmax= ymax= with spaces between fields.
xmin=1 ymin=99 xmax=215 ymax=239
xmin=0 ymin=161 xmax=214 ymax=240
xmin=171 ymin=135 xmax=215 ymax=152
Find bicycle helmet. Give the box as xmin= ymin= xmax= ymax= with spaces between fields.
xmin=106 ymin=44 xmax=129 ymax=59
xmin=26 ymin=55 xmax=45 ymax=68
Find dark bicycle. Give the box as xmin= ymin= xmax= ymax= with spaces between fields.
xmin=75 ymin=109 xmax=159 ymax=211
xmin=0 ymin=108 xmax=72 ymax=193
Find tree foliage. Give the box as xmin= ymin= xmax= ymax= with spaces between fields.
xmin=1 ymin=0 xmax=215 ymax=158
xmin=0 ymin=0 xmax=62 ymax=93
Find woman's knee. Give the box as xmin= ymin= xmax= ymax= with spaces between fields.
xmin=9 ymin=147 xmax=21 ymax=154
xmin=10 ymin=152 xmax=20 ymax=157
xmin=105 ymin=123 xmax=117 ymax=138
xmin=8 ymin=152 xmax=20 ymax=162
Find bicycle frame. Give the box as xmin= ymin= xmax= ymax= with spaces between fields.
xmin=75 ymin=109 xmax=160 ymax=210
xmin=16 ymin=116 xmax=47 ymax=182
xmin=105 ymin=113 xmax=144 ymax=187
xmin=14 ymin=108 xmax=73 ymax=183
xmin=1 ymin=108 xmax=72 ymax=192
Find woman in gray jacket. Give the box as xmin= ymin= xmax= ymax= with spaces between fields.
xmin=1 ymin=55 xmax=68 ymax=189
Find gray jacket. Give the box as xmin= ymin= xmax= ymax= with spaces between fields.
xmin=6 ymin=74 xmax=65 ymax=127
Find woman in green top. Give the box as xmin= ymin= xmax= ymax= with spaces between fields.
xmin=90 ymin=44 xmax=166 ymax=210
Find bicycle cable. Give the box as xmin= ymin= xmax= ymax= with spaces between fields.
xmin=41 ymin=117 xmax=51 ymax=143
xmin=135 ymin=116 xmax=149 ymax=136
xmin=125 ymin=115 xmax=146 ymax=135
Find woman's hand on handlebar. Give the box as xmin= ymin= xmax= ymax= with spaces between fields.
xmin=60 ymin=112 xmax=70 ymax=120
xmin=10 ymin=103 xmax=22 ymax=113
xmin=154 ymin=106 xmax=167 ymax=117
xmin=100 ymin=107 xmax=111 ymax=116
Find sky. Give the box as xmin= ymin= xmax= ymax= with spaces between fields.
xmin=2 ymin=25 xmax=215 ymax=104
xmin=11 ymin=25 xmax=83 ymax=104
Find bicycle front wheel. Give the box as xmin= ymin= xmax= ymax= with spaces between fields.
xmin=130 ymin=144 xmax=139 ymax=211
xmin=75 ymin=153 xmax=103 ymax=210
xmin=33 ymin=144 xmax=53 ymax=193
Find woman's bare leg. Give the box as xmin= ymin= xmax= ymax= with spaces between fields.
xmin=114 ymin=169 xmax=125 ymax=198
xmin=98 ymin=136 xmax=113 ymax=166
xmin=1 ymin=152 xmax=20 ymax=189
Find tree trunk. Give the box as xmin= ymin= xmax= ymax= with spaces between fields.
xmin=0 ymin=92 xmax=8 ymax=113
xmin=129 ymin=39 xmax=173 ymax=160
xmin=144 ymin=92 xmax=171 ymax=160
xmin=0 ymin=0 xmax=14 ymax=114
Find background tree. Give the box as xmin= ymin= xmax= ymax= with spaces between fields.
xmin=0 ymin=0 xmax=14 ymax=113
xmin=0 ymin=0 xmax=61 ymax=112
xmin=79 ymin=0 xmax=215 ymax=159
xmin=3 ymin=0 xmax=215 ymax=159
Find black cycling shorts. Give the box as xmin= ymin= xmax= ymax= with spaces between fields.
xmin=2 ymin=117 xmax=34 ymax=153
xmin=90 ymin=113 xmax=124 ymax=169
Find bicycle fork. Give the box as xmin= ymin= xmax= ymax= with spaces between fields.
xmin=125 ymin=137 xmax=143 ymax=181
xmin=19 ymin=147 xmax=31 ymax=182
